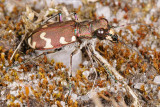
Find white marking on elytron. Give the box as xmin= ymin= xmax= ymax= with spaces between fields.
xmin=40 ymin=32 xmax=53 ymax=48
xmin=60 ymin=36 xmax=77 ymax=44
xmin=71 ymin=36 xmax=76 ymax=41
xmin=28 ymin=37 xmax=36 ymax=49
xmin=60 ymin=37 xmax=68 ymax=44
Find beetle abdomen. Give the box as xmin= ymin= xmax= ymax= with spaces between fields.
xmin=28 ymin=21 xmax=77 ymax=50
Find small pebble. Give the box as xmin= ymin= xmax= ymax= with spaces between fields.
xmin=153 ymin=76 xmax=160 ymax=84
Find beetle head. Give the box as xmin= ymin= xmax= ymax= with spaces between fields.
xmin=93 ymin=27 xmax=118 ymax=43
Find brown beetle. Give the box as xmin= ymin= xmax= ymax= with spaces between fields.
xmin=26 ymin=13 xmax=119 ymax=77
xmin=27 ymin=15 xmax=118 ymax=50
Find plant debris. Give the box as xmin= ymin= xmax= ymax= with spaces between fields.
xmin=0 ymin=0 xmax=160 ymax=107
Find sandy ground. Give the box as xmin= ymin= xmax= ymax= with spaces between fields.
xmin=0 ymin=0 xmax=160 ymax=107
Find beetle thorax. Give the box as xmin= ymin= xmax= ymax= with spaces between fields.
xmin=76 ymin=18 xmax=108 ymax=38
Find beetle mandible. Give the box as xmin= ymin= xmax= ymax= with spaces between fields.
xmin=27 ymin=13 xmax=118 ymax=76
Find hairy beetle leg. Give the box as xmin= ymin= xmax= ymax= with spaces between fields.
xmin=69 ymin=48 xmax=80 ymax=77
xmin=73 ymin=12 xmax=78 ymax=21
xmin=85 ymin=45 xmax=98 ymax=91
xmin=41 ymin=13 xmax=62 ymax=25
xmin=34 ymin=50 xmax=57 ymax=59
xmin=41 ymin=12 xmax=78 ymax=25
xmin=23 ymin=50 xmax=58 ymax=65
xmin=88 ymin=44 xmax=141 ymax=107
xmin=67 ymin=47 xmax=80 ymax=98
xmin=59 ymin=13 xmax=62 ymax=22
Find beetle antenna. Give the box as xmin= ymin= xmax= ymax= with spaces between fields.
xmin=118 ymin=39 xmax=143 ymax=59
xmin=111 ymin=22 xmax=151 ymax=29
xmin=112 ymin=22 xmax=138 ymax=28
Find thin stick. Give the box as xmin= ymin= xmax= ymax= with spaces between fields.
xmin=10 ymin=29 xmax=27 ymax=61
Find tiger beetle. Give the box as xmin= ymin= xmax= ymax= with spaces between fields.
xmin=25 ymin=13 xmax=118 ymax=78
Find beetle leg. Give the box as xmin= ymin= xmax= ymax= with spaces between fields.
xmin=66 ymin=47 xmax=80 ymax=98
xmin=34 ymin=51 xmax=57 ymax=60
xmin=23 ymin=50 xmax=59 ymax=65
xmin=87 ymin=44 xmax=142 ymax=107
xmin=6 ymin=50 xmax=58 ymax=72
xmin=41 ymin=12 xmax=77 ymax=25
xmin=85 ymin=45 xmax=98 ymax=91
xmin=69 ymin=48 xmax=80 ymax=77
xmin=41 ymin=13 xmax=62 ymax=25
xmin=73 ymin=12 xmax=78 ymax=21
xmin=59 ymin=13 xmax=62 ymax=22
xmin=87 ymin=43 xmax=117 ymax=82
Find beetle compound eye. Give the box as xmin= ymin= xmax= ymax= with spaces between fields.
xmin=93 ymin=28 xmax=106 ymax=40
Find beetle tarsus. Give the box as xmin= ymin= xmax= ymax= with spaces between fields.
xmin=59 ymin=13 xmax=62 ymax=22
xmin=41 ymin=13 xmax=61 ymax=25
xmin=69 ymin=48 xmax=79 ymax=77
xmin=85 ymin=45 xmax=98 ymax=91
xmin=74 ymin=12 xmax=78 ymax=21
